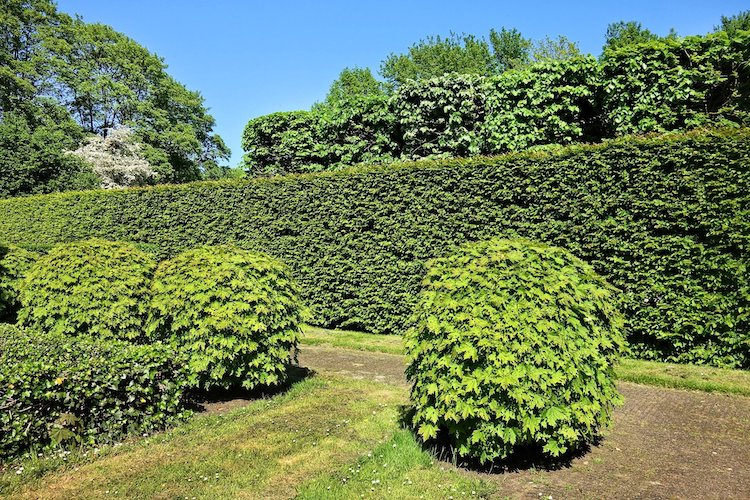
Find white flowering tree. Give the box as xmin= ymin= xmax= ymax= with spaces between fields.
xmin=70 ymin=127 xmax=157 ymax=189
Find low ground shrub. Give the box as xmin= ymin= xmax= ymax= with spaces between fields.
xmin=0 ymin=324 xmax=191 ymax=461
xmin=0 ymin=245 xmax=39 ymax=322
xmin=404 ymin=238 xmax=626 ymax=463
xmin=147 ymin=245 xmax=303 ymax=390
xmin=17 ymin=239 xmax=156 ymax=342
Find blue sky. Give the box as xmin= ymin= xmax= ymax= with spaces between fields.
xmin=56 ymin=0 xmax=748 ymax=167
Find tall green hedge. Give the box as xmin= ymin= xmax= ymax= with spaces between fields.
xmin=241 ymin=111 xmax=326 ymax=176
xmin=1 ymin=129 xmax=749 ymax=367
xmin=242 ymin=31 xmax=749 ymax=174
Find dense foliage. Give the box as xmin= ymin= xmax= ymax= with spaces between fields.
xmin=243 ymin=30 xmax=750 ymax=173
xmin=394 ymin=74 xmax=486 ymax=159
xmin=241 ymin=111 xmax=324 ymax=176
xmin=379 ymin=30 xmax=581 ymax=86
xmin=2 ymin=129 xmax=747 ymax=367
xmin=0 ymin=325 xmax=191 ymax=460
xmin=0 ymin=244 xmax=39 ymax=322
xmin=601 ymin=31 xmax=750 ymax=134
xmin=313 ymin=68 xmax=398 ymax=169
xmin=0 ymin=106 xmax=98 ymax=197
xmin=17 ymin=239 xmax=156 ymax=342
xmin=242 ymin=69 xmax=399 ymax=175
xmin=0 ymin=0 xmax=229 ymax=198
xmin=146 ymin=245 xmax=303 ymax=390
xmin=404 ymin=239 xmax=626 ymax=462
xmin=482 ymin=57 xmax=602 ymax=153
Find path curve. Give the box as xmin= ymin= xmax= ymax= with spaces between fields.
xmin=298 ymin=345 xmax=750 ymax=499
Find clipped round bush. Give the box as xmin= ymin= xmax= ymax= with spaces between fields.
xmin=0 ymin=245 xmax=40 ymax=322
xmin=146 ymin=245 xmax=303 ymax=390
xmin=17 ymin=239 xmax=156 ymax=341
xmin=405 ymin=238 xmax=626 ymax=463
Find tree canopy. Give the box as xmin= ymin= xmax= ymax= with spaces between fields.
xmin=378 ymin=28 xmax=583 ymax=86
xmin=0 ymin=0 xmax=230 ymax=198
xmin=715 ymin=10 xmax=750 ymax=35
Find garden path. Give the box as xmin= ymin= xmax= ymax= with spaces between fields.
xmin=299 ymin=345 xmax=750 ymax=499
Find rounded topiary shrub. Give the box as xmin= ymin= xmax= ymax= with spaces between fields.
xmin=0 ymin=245 xmax=40 ymax=322
xmin=17 ymin=239 xmax=156 ymax=342
xmin=146 ymin=245 xmax=303 ymax=391
xmin=404 ymin=238 xmax=626 ymax=463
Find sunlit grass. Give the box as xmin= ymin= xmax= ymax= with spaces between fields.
xmin=3 ymin=376 xmax=399 ymax=498
xmin=298 ymin=428 xmax=492 ymax=499
xmin=302 ymin=325 xmax=404 ymax=355
xmin=302 ymin=326 xmax=750 ymax=397
xmin=616 ymin=358 xmax=750 ymax=397
xmin=2 ymin=374 xmax=492 ymax=499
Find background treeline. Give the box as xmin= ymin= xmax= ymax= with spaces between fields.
xmin=0 ymin=0 xmax=236 ymax=199
xmin=2 ymin=128 xmax=748 ymax=368
xmin=242 ymin=25 xmax=750 ymax=175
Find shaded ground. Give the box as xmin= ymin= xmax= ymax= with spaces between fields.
xmin=299 ymin=345 xmax=750 ymax=499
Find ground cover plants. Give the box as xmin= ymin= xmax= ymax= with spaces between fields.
xmin=0 ymin=324 xmax=191 ymax=460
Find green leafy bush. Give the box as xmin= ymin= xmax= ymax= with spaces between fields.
xmin=17 ymin=239 xmax=156 ymax=342
xmin=601 ymin=31 xmax=750 ymax=134
xmin=242 ymin=31 xmax=749 ymax=171
xmin=393 ymin=73 xmax=487 ymax=159
xmin=0 ymin=245 xmax=39 ymax=322
xmin=241 ymin=111 xmax=325 ymax=176
xmin=147 ymin=245 xmax=303 ymax=390
xmin=1 ymin=129 xmax=748 ymax=367
xmin=0 ymin=324 xmax=191 ymax=460
xmin=315 ymin=92 xmax=398 ymax=168
xmin=404 ymin=238 xmax=626 ymax=462
xmin=482 ymin=57 xmax=603 ymax=153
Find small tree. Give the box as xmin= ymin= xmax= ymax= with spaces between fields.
xmin=489 ymin=27 xmax=532 ymax=72
xmin=70 ymin=127 xmax=157 ymax=189
xmin=603 ymin=21 xmax=659 ymax=52
xmin=531 ymin=35 xmax=581 ymax=63
xmin=715 ymin=10 xmax=750 ymax=35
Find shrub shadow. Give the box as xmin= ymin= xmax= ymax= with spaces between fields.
xmin=190 ymin=365 xmax=313 ymax=414
xmin=398 ymin=404 xmax=597 ymax=474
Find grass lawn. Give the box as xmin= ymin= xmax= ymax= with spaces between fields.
xmin=4 ymin=330 xmax=749 ymax=499
xmin=301 ymin=326 xmax=750 ymax=397
xmin=2 ymin=375 xmax=490 ymax=499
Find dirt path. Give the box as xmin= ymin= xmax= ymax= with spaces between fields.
xmin=298 ymin=346 xmax=750 ymax=499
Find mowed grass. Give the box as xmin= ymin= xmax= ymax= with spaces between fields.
xmin=298 ymin=429 xmax=493 ymax=499
xmin=302 ymin=326 xmax=404 ymax=355
xmin=2 ymin=375 xmax=491 ymax=499
xmin=301 ymin=326 xmax=750 ymax=397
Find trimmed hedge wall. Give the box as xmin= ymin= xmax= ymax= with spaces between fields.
xmin=1 ymin=129 xmax=749 ymax=366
